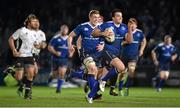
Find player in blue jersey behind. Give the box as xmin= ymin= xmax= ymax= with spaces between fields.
xmin=48 ymin=25 xmax=74 ymax=93
xmin=151 ymin=35 xmax=177 ymax=92
xmin=119 ymin=18 xmax=147 ymax=96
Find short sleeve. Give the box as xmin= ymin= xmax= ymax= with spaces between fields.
xmin=73 ymin=24 xmax=82 ymax=36
xmin=12 ymin=28 xmax=22 ymax=40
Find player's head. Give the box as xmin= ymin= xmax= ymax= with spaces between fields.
xmin=111 ymin=9 xmax=123 ymax=24
xmin=89 ymin=10 xmax=100 ymax=26
xmin=98 ymin=15 xmax=104 ymax=25
xmin=164 ymin=35 xmax=172 ymax=45
xmin=24 ymin=14 xmax=39 ymax=30
xmin=128 ymin=18 xmax=137 ymax=31
xmin=60 ymin=24 xmax=69 ymax=36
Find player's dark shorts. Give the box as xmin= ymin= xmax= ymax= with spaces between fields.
xmin=52 ymin=59 xmax=68 ymax=71
xmin=101 ymin=50 xmax=117 ymax=69
xmin=79 ymin=48 xmax=102 ymax=68
xmin=14 ymin=57 xmax=35 ymax=69
xmin=121 ymin=55 xmax=139 ymax=66
xmin=33 ymin=54 xmax=40 ymax=64
xmin=159 ymin=63 xmax=170 ymax=71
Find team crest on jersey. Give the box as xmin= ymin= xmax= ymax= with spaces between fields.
xmin=162 ymin=47 xmax=165 ymax=50
xmin=58 ymin=39 xmax=61 ymax=42
xmin=121 ymin=26 xmax=126 ymax=31
xmin=84 ymin=28 xmax=89 ymax=31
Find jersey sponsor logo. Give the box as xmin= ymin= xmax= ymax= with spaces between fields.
xmin=57 ymin=45 xmax=68 ymax=49
xmin=132 ymin=41 xmax=139 ymax=44
xmin=84 ymin=28 xmax=89 ymax=31
xmin=163 ymin=53 xmax=171 ymax=57
xmin=84 ymin=37 xmax=99 ymax=40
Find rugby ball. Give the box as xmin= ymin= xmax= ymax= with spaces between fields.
xmin=104 ymin=27 xmax=115 ymax=43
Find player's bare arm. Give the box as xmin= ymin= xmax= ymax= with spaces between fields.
xmin=8 ymin=36 xmax=21 ymax=57
xmin=48 ymin=44 xmax=61 ymax=57
xmin=139 ymin=37 xmax=147 ymax=56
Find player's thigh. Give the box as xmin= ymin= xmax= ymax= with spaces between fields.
xmin=58 ymin=66 xmax=68 ymax=77
xmin=14 ymin=58 xmax=24 ymax=80
xmin=111 ymin=57 xmax=125 ymax=72
xmin=57 ymin=59 xmax=68 ymax=77
xmin=128 ymin=61 xmax=137 ymax=77
xmin=102 ymin=51 xmax=125 ymax=72
xmin=164 ymin=71 xmax=170 ymax=79
xmin=97 ymin=67 xmax=104 ymax=79
xmin=15 ymin=69 xmax=24 ymax=80
xmin=159 ymin=71 xmax=166 ymax=79
xmin=24 ymin=57 xmax=35 ymax=79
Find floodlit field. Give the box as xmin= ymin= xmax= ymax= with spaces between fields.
xmin=0 ymin=86 xmax=180 ymax=107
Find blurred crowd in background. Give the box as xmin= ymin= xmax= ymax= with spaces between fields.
xmin=0 ymin=0 xmax=180 ymax=69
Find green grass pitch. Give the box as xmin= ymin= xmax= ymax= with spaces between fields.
xmin=0 ymin=86 xmax=180 ymax=107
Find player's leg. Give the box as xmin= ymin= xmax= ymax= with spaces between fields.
xmin=56 ymin=66 xmax=67 ymax=93
xmin=14 ymin=59 xmax=25 ymax=97
xmin=157 ymin=70 xmax=169 ymax=92
xmin=48 ymin=60 xmax=58 ymax=83
xmin=68 ymin=67 xmax=85 ymax=79
xmin=56 ymin=59 xmax=68 ymax=93
xmin=123 ymin=61 xmax=136 ymax=96
xmin=157 ymin=71 xmax=165 ymax=92
xmin=126 ymin=62 xmax=136 ymax=87
xmin=99 ymin=57 xmax=127 ymax=92
xmin=24 ymin=58 xmax=35 ymax=99
xmin=109 ymin=75 xmax=118 ymax=96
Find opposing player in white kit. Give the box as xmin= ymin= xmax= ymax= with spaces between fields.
xmin=8 ymin=14 xmax=40 ymax=99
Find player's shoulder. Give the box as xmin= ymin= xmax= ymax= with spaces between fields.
xmin=17 ymin=27 xmax=28 ymax=32
xmin=120 ymin=23 xmax=128 ymax=30
xmin=121 ymin=23 xmax=127 ymax=27
xmin=37 ymin=30 xmax=46 ymax=37
xmin=105 ymin=21 xmax=114 ymax=25
xmin=157 ymin=42 xmax=164 ymax=47
xmin=52 ymin=34 xmax=60 ymax=40
xmin=37 ymin=29 xmax=45 ymax=34
xmin=169 ymin=44 xmax=175 ymax=48
xmin=136 ymin=28 xmax=143 ymax=33
xmin=80 ymin=22 xmax=89 ymax=26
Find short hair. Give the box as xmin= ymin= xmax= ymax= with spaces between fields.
xmin=164 ymin=35 xmax=172 ymax=40
xmin=88 ymin=10 xmax=100 ymax=17
xmin=111 ymin=9 xmax=122 ymax=17
xmin=129 ymin=18 xmax=138 ymax=25
xmin=24 ymin=14 xmax=38 ymax=27
xmin=60 ymin=24 xmax=68 ymax=31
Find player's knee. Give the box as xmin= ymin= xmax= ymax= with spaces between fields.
xmin=84 ymin=57 xmax=97 ymax=75
xmin=116 ymin=64 xmax=125 ymax=73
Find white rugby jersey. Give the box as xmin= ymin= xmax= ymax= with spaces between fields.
xmin=32 ymin=30 xmax=46 ymax=55
xmin=12 ymin=27 xmax=37 ymax=57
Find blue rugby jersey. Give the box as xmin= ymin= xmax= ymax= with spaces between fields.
xmin=98 ymin=21 xmax=128 ymax=56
